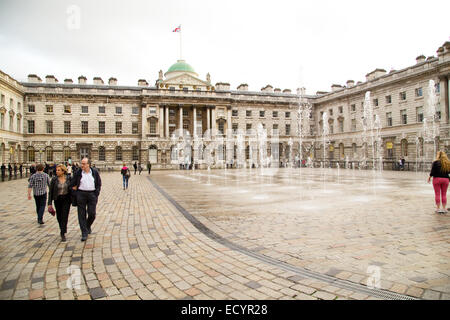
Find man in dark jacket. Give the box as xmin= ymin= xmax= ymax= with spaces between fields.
xmin=8 ymin=163 xmax=12 ymax=179
xmin=1 ymin=163 xmax=5 ymax=181
xmin=71 ymin=157 xmax=102 ymax=241
xmin=133 ymin=161 xmax=137 ymax=175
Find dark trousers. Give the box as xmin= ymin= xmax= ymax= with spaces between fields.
xmin=76 ymin=191 xmax=98 ymax=236
xmin=55 ymin=194 xmax=71 ymax=235
xmin=34 ymin=193 xmax=47 ymax=222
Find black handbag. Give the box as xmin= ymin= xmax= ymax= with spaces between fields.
xmin=71 ymin=190 xmax=78 ymax=207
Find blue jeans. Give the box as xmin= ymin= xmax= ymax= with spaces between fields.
xmin=34 ymin=193 xmax=47 ymax=222
xmin=123 ymin=175 xmax=129 ymax=188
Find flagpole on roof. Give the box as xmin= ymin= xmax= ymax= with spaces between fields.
xmin=179 ymin=25 xmax=182 ymax=60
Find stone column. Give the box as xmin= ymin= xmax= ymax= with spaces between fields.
xmin=207 ymin=107 xmax=211 ymax=131
xmin=179 ymin=105 xmax=183 ymax=136
xmin=165 ymin=106 xmax=169 ymax=137
xmin=227 ymin=107 xmax=232 ymax=137
xmin=141 ymin=104 xmax=147 ymax=140
xmin=193 ymin=106 xmax=197 ymax=137
xmin=441 ymin=76 xmax=449 ymax=124
xmin=159 ymin=105 xmax=164 ymax=137
xmin=211 ymin=107 xmax=216 ymax=132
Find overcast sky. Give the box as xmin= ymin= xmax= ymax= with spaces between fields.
xmin=0 ymin=0 xmax=449 ymax=94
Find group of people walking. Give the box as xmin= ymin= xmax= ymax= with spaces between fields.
xmin=27 ymin=157 xmax=101 ymax=241
xmin=1 ymin=163 xmax=24 ymax=181
xmin=120 ymin=161 xmax=152 ymax=190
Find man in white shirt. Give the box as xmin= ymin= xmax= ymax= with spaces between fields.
xmin=71 ymin=157 xmax=102 ymax=241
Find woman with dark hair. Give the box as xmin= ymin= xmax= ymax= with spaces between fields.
xmin=48 ymin=164 xmax=72 ymax=241
xmin=428 ymin=151 xmax=450 ymax=214
xmin=121 ymin=163 xmax=131 ymax=190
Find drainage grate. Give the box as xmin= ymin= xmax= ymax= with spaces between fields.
xmin=149 ymin=177 xmax=418 ymax=301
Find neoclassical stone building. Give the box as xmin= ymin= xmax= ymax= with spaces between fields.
xmin=0 ymin=40 xmax=449 ymax=169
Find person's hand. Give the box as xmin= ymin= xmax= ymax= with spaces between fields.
xmin=427 ymin=177 xmax=431 ymax=184
xmin=48 ymin=205 xmax=53 ymax=210
xmin=27 ymin=194 xmax=31 ymax=200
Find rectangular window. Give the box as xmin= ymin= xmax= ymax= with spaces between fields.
xmin=98 ymin=121 xmax=105 ymax=134
xmin=416 ymin=107 xmax=423 ymax=123
xmin=400 ymin=92 xmax=406 ymax=101
xmin=183 ymin=87 xmax=188 ymax=92
xmin=0 ymin=113 xmax=4 ymax=129
xmin=401 ymin=109 xmax=407 ymax=124
xmin=149 ymin=119 xmax=156 ymax=134
xmin=386 ymin=95 xmax=392 ymax=104
xmin=436 ymin=104 xmax=441 ymax=120
xmin=285 ymin=111 xmax=291 ymax=118
xmin=116 ymin=121 xmax=122 ymax=134
xmin=232 ymin=109 xmax=238 ymax=117
xmin=386 ymin=112 xmax=393 ymax=127
xmin=46 ymin=105 xmax=53 ymax=113
xmin=272 ymin=124 xmax=278 ymax=135
xmin=351 ymin=104 xmax=356 ymax=112
xmin=64 ymin=105 xmax=71 ymax=113
xmin=0 ymin=94 xmax=4 ymax=104
xmin=183 ymin=109 xmax=188 ymax=117
xmin=246 ymin=110 xmax=252 ymax=117
xmin=435 ymin=83 xmax=440 ymax=93
xmin=9 ymin=115 xmax=13 ymax=131
xmin=246 ymin=123 xmax=252 ymax=134
xmin=98 ymin=148 xmax=105 ymax=161
xmin=169 ymin=109 xmax=175 ymax=117
xmin=28 ymin=104 xmax=35 ymax=113
xmin=373 ymin=99 xmax=379 ymax=107
xmin=81 ymin=121 xmax=88 ymax=134
xmin=46 ymin=120 xmax=53 ymax=134
xmin=98 ymin=106 xmax=105 ymax=113
xmin=17 ymin=118 xmax=20 ymax=132
xmin=232 ymin=123 xmax=238 ymax=134
xmin=132 ymin=107 xmax=139 ymax=114
xmin=329 ymin=109 xmax=333 ymax=116
xmin=132 ymin=122 xmax=139 ymax=134
xmin=330 ymin=124 xmax=334 ymax=134
xmin=132 ymin=147 xmax=139 ymax=161
xmin=260 ymin=110 xmax=265 ymax=118
xmin=285 ymin=124 xmax=291 ymax=135
xmin=273 ymin=111 xmax=278 ymax=118
xmin=81 ymin=106 xmax=88 ymax=113
xmin=338 ymin=106 xmax=343 ymax=113
xmin=218 ymin=121 xmax=224 ymax=135
xmin=351 ymin=119 xmax=356 ymax=132
xmin=149 ymin=107 xmax=157 ymax=114
xmin=115 ymin=106 xmax=122 ymax=114
xmin=28 ymin=120 xmax=35 ymax=133
xmin=415 ymin=87 xmax=423 ymax=97
xmin=64 ymin=121 xmax=71 ymax=133
xmin=339 ymin=121 xmax=344 ymax=133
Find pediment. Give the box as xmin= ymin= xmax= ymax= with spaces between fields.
xmin=162 ymin=73 xmax=209 ymax=87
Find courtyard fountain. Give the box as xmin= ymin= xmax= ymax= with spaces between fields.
xmin=322 ymin=112 xmax=330 ymax=168
xmin=297 ymin=95 xmax=312 ymax=169
xmin=422 ymin=79 xmax=439 ymax=166
xmin=361 ymin=91 xmax=383 ymax=170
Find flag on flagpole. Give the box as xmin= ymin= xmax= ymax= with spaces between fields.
xmin=172 ymin=25 xmax=181 ymax=32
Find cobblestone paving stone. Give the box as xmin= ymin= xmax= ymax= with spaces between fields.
xmin=150 ymin=168 xmax=450 ymax=300
xmin=0 ymin=169 xmax=448 ymax=300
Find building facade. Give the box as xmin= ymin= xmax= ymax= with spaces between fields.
xmin=0 ymin=41 xmax=449 ymax=169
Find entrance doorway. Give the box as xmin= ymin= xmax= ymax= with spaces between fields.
xmin=148 ymin=145 xmax=157 ymax=164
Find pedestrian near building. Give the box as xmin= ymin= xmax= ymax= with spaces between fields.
xmin=29 ymin=163 xmax=36 ymax=176
xmin=147 ymin=162 xmax=151 ymax=175
xmin=133 ymin=161 xmax=137 ymax=175
xmin=13 ymin=163 xmax=17 ymax=178
xmin=121 ymin=163 xmax=131 ymax=189
xmin=48 ymin=164 xmax=72 ymax=241
xmin=19 ymin=163 xmax=23 ymax=178
xmin=71 ymin=157 xmax=102 ymax=241
xmin=428 ymin=151 xmax=450 ymax=214
xmin=8 ymin=163 xmax=12 ymax=179
xmin=27 ymin=164 xmax=50 ymax=224
xmin=1 ymin=163 xmax=5 ymax=181
xmin=138 ymin=162 xmax=142 ymax=175
xmin=67 ymin=163 xmax=72 ymax=178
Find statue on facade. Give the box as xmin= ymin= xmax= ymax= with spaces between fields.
xmin=158 ymin=70 xmax=163 ymax=81
xmin=206 ymin=73 xmax=211 ymax=83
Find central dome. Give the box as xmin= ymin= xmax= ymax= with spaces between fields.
xmin=165 ymin=60 xmax=198 ymax=77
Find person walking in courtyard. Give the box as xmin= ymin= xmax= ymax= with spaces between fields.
xmin=67 ymin=163 xmax=72 ymax=178
xmin=138 ymin=162 xmax=142 ymax=175
xmin=1 ymin=163 xmax=5 ymax=181
xmin=29 ymin=163 xmax=36 ymax=176
xmin=133 ymin=161 xmax=137 ymax=175
xmin=71 ymin=157 xmax=102 ymax=241
xmin=48 ymin=164 xmax=72 ymax=241
xmin=121 ymin=163 xmax=131 ymax=189
xmin=147 ymin=161 xmax=151 ymax=175
xmin=427 ymin=151 xmax=450 ymax=214
xmin=13 ymin=163 xmax=17 ymax=178
xmin=8 ymin=163 xmax=12 ymax=179
xmin=27 ymin=163 xmax=50 ymax=224
xmin=19 ymin=163 xmax=23 ymax=178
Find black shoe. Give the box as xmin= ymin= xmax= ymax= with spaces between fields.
xmin=38 ymin=220 xmax=44 ymax=224
xmin=61 ymin=235 xmax=66 ymax=242
xmin=87 ymin=227 xmax=92 ymax=234
xmin=81 ymin=235 xmax=87 ymax=241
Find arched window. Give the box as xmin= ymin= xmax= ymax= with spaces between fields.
xmin=27 ymin=147 xmax=35 ymax=162
xmin=132 ymin=146 xmax=139 ymax=161
xmin=115 ymin=146 xmax=122 ymax=161
xmin=171 ymin=145 xmax=178 ymax=160
xmin=45 ymin=147 xmax=53 ymax=162
xmin=401 ymin=139 xmax=408 ymax=157
xmin=98 ymin=146 xmax=105 ymax=161
xmin=63 ymin=147 xmax=71 ymax=162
